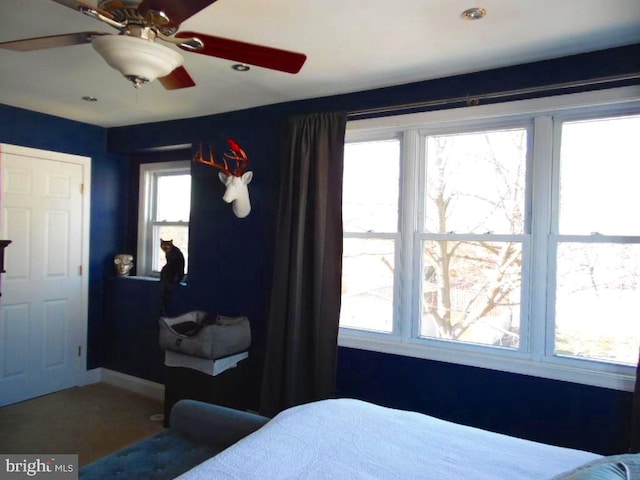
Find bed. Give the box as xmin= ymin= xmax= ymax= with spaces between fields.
xmin=176 ymin=398 xmax=635 ymax=479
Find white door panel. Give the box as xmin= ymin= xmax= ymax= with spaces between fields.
xmin=0 ymin=146 xmax=89 ymax=406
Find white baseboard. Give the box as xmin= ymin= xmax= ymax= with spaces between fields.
xmin=99 ymin=368 xmax=165 ymax=403
xmin=80 ymin=368 xmax=102 ymax=386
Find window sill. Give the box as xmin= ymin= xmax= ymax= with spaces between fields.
xmin=338 ymin=331 xmax=635 ymax=392
xmin=113 ymin=276 xmax=188 ymax=286
xmin=115 ymin=275 xmax=158 ymax=281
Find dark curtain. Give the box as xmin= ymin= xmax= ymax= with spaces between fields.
xmin=631 ymin=350 xmax=640 ymax=451
xmin=259 ymin=111 xmax=347 ymax=417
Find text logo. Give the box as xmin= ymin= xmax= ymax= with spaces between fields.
xmin=0 ymin=455 xmax=77 ymax=480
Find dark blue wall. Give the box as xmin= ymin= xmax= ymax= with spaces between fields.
xmin=336 ymin=348 xmax=632 ymax=455
xmin=0 ymin=105 xmax=129 ymax=369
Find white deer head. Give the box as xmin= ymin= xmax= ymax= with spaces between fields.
xmin=194 ymin=138 xmax=253 ymax=218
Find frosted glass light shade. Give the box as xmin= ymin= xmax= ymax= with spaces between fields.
xmin=92 ymin=35 xmax=183 ymax=87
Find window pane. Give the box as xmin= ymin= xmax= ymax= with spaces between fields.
xmin=153 ymin=225 xmax=189 ymax=274
xmin=156 ymin=174 xmax=191 ymax=222
xmin=559 ymin=115 xmax=640 ymax=235
xmin=343 ymin=140 xmax=399 ymax=233
xmin=425 ymin=129 xmax=526 ymax=234
xmin=555 ymin=243 xmax=640 ymax=364
xmin=340 ymin=238 xmax=394 ymax=333
xmin=420 ymin=240 xmax=522 ymax=348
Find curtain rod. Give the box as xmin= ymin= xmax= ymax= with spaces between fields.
xmin=347 ymin=72 xmax=640 ymax=119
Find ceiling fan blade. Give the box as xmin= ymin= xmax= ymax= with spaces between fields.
xmin=0 ymin=32 xmax=108 ymax=52
xmin=176 ymin=31 xmax=307 ymax=74
xmin=50 ymin=0 xmax=115 ymax=19
xmin=138 ymin=0 xmax=218 ymax=29
xmin=159 ymin=66 xmax=196 ymax=90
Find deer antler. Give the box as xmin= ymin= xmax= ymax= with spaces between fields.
xmin=223 ymin=137 xmax=249 ymax=177
xmin=193 ymin=143 xmax=232 ymax=176
xmin=193 ymin=139 xmax=249 ymax=177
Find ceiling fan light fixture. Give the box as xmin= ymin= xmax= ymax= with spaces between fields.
xmin=92 ymin=35 xmax=183 ymax=88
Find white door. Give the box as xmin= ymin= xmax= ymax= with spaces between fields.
xmin=0 ymin=144 xmax=90 ymax=407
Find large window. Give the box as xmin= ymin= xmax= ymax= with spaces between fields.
xmin=137 ymin=161 xmax=191 ymax=277
xmin=340 ymin=87 xmax=640 ymax=390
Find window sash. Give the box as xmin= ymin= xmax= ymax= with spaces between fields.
xmin=150 ymin=222 xmax=189 ymax=274
xmin=415 ymin=233 xmax=530 ymax=349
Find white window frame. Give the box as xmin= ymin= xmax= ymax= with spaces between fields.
xmin=137 ymin=160 xmax=191 ymax=277
xmin=339 ymin=85 xmax=640 ymax=391
xmin=342 ymin=137 xmax=403 ymax=334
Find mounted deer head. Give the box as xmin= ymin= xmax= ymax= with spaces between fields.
xmin=194 ymin=138 xmax=253 ymax=218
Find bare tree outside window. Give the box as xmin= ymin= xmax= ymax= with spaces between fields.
xmin=420 ymin=129 xmax=526 ymax=348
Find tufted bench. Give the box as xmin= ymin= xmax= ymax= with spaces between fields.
xmin=79 ymin=399 xmax=269 ymax=480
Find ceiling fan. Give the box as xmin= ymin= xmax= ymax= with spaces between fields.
xmin=0 ymin=0 xmax=307 ymax=89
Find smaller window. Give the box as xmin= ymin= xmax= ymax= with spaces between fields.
xmin=137 ymin=161 xmax=191 ymax=277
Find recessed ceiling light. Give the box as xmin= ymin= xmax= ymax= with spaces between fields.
xmin=82 ymin=96 xmax=98 ymax=102
xmin=461 ymin=7 xmax=487 ymax=20
xmin=231 ymin=63 xmax=250 ymax=72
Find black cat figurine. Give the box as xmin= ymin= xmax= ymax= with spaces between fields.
xmin=160 ymin=239 xmax=185 ymax=314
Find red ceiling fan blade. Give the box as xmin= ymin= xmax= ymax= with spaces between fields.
xmin=0 ymin=32 xmax=108 ymax=51
xmin=176 ymin=31 xmax=307 ymax=74
xmin=159 ymin=66 xmax=196 ymax=90
xmin=138 ymin=0 xmax=218 ymax=29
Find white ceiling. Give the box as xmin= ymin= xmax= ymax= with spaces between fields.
xmin=1 ymin=0 xmax=639 ymax=128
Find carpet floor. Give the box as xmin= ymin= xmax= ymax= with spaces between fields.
xmin=0 ymin=382 xmax=164 ymax=466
